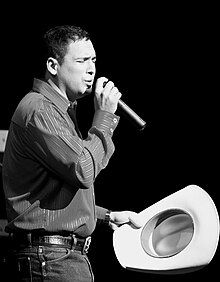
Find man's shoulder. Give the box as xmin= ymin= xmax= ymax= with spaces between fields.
xmin=12 ymin=91 xmax=51 ymax=126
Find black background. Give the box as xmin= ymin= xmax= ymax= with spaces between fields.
xmin=0 ymin=2 xmax=219 ymax=281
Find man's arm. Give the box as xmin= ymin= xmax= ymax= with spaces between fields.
xmin=24 ymin=105 xmax=119 ymax=189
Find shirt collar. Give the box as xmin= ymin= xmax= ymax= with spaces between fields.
xmin=47 ymin=78 xmax=66 ymax=98
xmin=32 ymin=78 xmax=76 ymax=113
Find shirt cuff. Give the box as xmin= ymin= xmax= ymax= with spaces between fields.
xmin=92 ymin=110 xmax=120 ymax=136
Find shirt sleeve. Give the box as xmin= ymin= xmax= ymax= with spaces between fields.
xmin=24 ymin=104 xmax=119 ymax=189
xmin=95 ymin=205 xmax=109 ymax=221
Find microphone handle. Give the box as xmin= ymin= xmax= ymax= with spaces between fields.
xmin=101 ymin=80 xmax=146 ymax=130
xmin=118 ymin=99 xmax=146 ymax=130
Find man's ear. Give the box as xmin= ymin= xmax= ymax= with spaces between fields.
xmin=47 ymin=57 xmax=59 ymax=75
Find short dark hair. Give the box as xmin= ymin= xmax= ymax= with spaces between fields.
xmin=43 ymin=25 xmax=90 ymax=65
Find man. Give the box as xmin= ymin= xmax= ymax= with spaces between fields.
xmin=2 ymin=25 xmax=142 ymax=281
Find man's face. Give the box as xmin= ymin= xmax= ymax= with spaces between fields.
xmin=57 ymin=39 xmax=96 ymax=100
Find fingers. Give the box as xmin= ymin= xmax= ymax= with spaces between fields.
xmin=95 ymin=77 xmax=109 ymax=96
xmin=94 ymin=77 xmax=122 ymax=114
xmin=109 ymin=222 xmax=119 ymax=231
xmin=103 ymin=80 xmax=114 ymax=93
xmin=110 ymin=211 xmax=143 ymax=229
xmin=95 ymin=77 xmax=121 ymax=99
xmin=108 ymin=85 xmax=122 ymax=100
xmin=103 ymin=83 xmax=121 ymax=102
xmin=128 ymin=212 xmax=143 ymax=229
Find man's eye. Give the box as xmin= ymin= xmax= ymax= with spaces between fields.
xmin=76 ymin=58 xmax=96 ymax=63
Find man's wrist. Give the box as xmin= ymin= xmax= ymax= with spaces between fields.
xmin=104 ymin=209 xmax=112 ymax=225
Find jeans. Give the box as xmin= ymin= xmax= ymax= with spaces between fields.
xmin=3 ymin=245 xmax=94 ymax=282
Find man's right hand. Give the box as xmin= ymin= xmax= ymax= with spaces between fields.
xmin=94 ymin=77 xmax=122 ymax=114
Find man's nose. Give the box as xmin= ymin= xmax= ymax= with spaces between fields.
xmin=87 ymin=60 xmax=96 ymax=74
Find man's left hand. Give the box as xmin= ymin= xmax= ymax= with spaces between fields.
xmin=109 ymin=211 xmax=143 ymax=230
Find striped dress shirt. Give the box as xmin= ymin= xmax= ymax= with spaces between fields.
xmin=2 ymin=78 xmax=119 ymax=237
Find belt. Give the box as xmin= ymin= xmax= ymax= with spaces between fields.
xmin=10 ymin=233 xmax=92 ymax=254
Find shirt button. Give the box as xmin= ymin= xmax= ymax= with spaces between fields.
xmin=113 ymin=118 xmax=117 ymax=123
xmin=110 ymin=128 xmax=114 ymax=133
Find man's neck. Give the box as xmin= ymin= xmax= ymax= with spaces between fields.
xmin=47 ymin=78 xmax=68 ymax=101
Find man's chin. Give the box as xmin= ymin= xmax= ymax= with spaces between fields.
xmin=84 ymin=86 xmax=93 ymax=95
xmin=77 ymin=87 xmax=93 ymax=100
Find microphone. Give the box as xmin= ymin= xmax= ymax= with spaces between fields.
xmin=118 ymin=99 xmax=146 ymax=130
xmin=102 ymin=80 xmax=146 ymax=130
